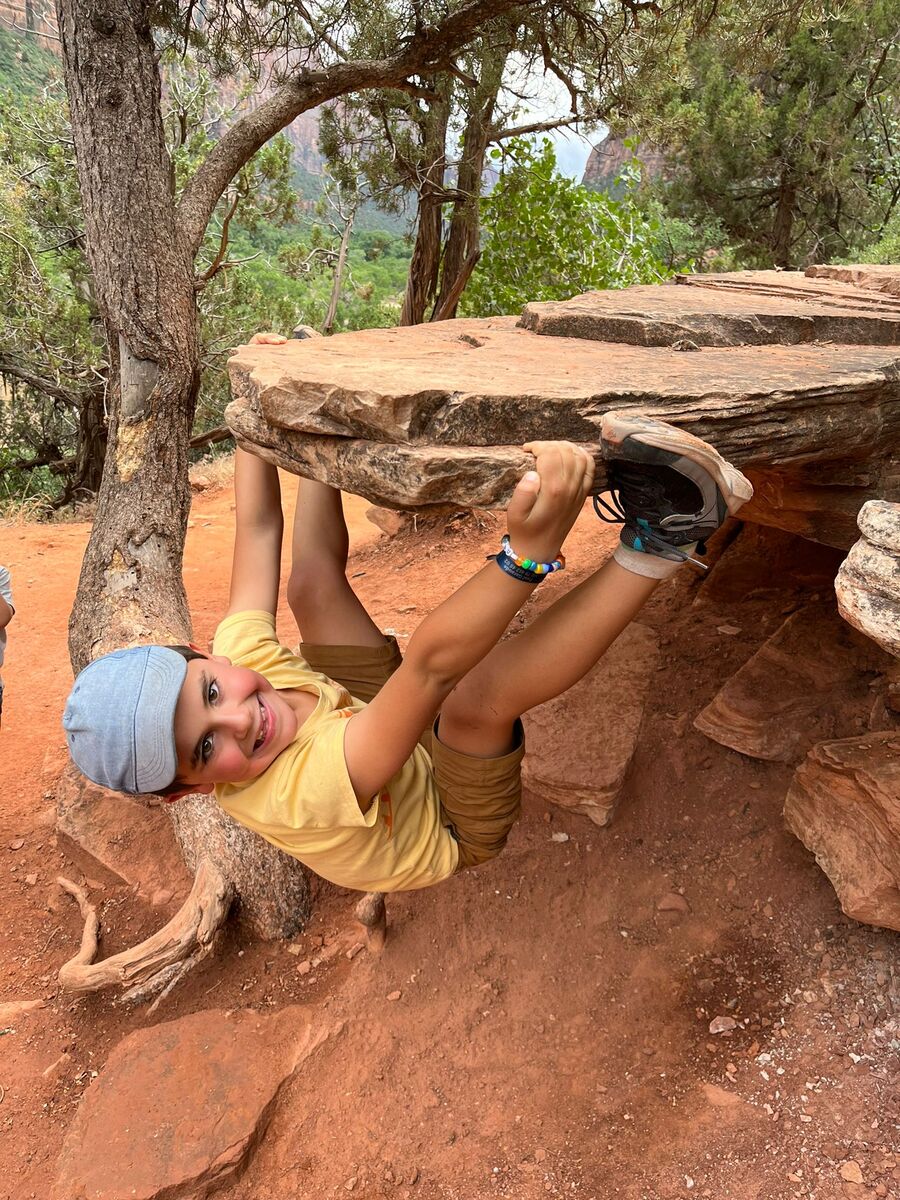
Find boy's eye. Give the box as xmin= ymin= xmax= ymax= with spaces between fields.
xmin=208 ymin=680 xmax=219 ymax=703
xmin=201 ymin=734 xmax=214 ymax=764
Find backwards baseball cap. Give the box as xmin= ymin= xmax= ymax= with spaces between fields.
xmin=63 ymin=646 xmax=189 ymax=794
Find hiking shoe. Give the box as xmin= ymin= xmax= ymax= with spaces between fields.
xmin=595 ymin=411 xmax=754 ymax=564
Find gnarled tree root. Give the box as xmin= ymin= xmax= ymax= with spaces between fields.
xmin=56 ymin=857 xmax=233 ymax=1009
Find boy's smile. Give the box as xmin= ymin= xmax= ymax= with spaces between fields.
xmin=172 ymin=654 xmax=301 ymax=793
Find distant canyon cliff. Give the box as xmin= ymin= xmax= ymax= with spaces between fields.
xmin=0 ymin=1 xmax=325 ymax=174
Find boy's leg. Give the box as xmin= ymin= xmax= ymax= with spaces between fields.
xmin=440 ymin=412 xmax=753 ymax=758
xmin=287 ymin=478 xmax=385 ymax=648
xmin=435 ymin=419 xmax=753 ymax=870
xmin=438 ymin=556 xmax=659 ymax=757
xmin=288 ymin=479 xmax=406 ymax=709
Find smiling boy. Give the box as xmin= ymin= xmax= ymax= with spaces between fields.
xmin=64 ymin=340 xmax=751 ymax=893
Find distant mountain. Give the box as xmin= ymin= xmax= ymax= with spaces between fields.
xmin=0 ymin=0 xmax=56 ymax=49
xmin=0 ymin=4 xmax=326 ymax=174
xmin=582 ymin=133 xmax=667 ymax=193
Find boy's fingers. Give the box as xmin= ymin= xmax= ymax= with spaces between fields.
xmin=248 ymin=332 xmax=287 ymax=345
xmin=506 ymin=470 xmax=541 ymax=525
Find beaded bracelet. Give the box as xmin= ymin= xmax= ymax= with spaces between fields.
xmin=489 ymin=535 xmax=566 ymax=584
xmin=500 ymin=535 xmax=565 ymax=576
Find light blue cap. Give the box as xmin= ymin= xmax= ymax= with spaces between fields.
xmin=62 ymin=646 xmax=188 ymax=794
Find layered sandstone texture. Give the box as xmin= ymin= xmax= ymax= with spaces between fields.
xmin=835 ymin=500 xmax=900 ymax=658
xmin=227 ymin=265 xmax=900 ymax=550
xmin=784 ymin=733 xmax=900 ymax=932
xmin=778 ymin=500 xmax=900 ymax=933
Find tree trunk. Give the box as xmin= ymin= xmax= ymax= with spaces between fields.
xmin=56 ymin=0 xmax=312 ymax=944
xmin=57 ymin=0 xmax=199 ymax=664
xmin=431 ymin=48 xmax=507 ymax=320
xmin=772 ymin=169 xmax=797 ymax=268
xmin=400 ymin=93 xmax=451 ymax=326
xmin=322 ymin=202 xmax=357 ymax=336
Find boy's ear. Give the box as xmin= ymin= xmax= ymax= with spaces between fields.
xmin=163 ymin=783 xmax=215 ymax=802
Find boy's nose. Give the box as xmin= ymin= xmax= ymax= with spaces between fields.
xmin=218 ymin=703 xmax=253 ymax=740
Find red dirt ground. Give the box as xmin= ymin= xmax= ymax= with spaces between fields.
xmin=0 ymin=471 xmax=897 ymax=1200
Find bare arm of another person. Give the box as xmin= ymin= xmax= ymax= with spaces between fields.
xmin=0 ymin=565 xmax=13 ymax=629
xmin=343 ymin=442 xmax=594 ymax=806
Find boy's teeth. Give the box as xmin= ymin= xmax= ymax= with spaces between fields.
xmin=254 ymin=696 xmax=267 ymax=750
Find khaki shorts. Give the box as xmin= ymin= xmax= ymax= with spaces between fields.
xmin=300 ymin=638 xmax=525 ymax=872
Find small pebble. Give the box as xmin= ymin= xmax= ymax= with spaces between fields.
xmin=709 ymin=1016 xmax=738 ymax=1035
xmin=8 ymin=839 xmax=24 ymax=851
xmin=297 ymin=960 xmax=312 ymax=975
xmin=387 ymin=990 xmax=402 ymax=1001
xmin=839 ymin=1162 xmax=864 ymax=1185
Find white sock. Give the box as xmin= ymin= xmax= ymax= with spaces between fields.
xmin=613 ymin=542 xmax=698 ymax=579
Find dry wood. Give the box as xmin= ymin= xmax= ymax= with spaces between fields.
xmin=56 ymin=858 xmax=233 ymax=1003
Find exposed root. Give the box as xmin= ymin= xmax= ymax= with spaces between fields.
xmin=355 ymin=891 xmax=387 ymax=955
xmin=56 ymin=857 xmax=233 ymax=1004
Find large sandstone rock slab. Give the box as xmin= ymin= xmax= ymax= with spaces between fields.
xmin=55 ymin=762 xmax=192 ymax=905
xmin=836 ymin=500 xmax=900 ymax=659
xmin=784 ymin=732 xmax=900 ymax=931
xmin=56 ymin=1006 xmax=336 ymax=1200
xmin=520 ymin=270 xmax=900 ymax=347
xmin=806 ymin=263 xmax=900 ymax=297
xmin=522 ymin=622 xmax=659 ymax=825
xmin=694 ymin=603 xmax=890 ymax=762
xmin=227 ymin=286 xmax=900 ymax=548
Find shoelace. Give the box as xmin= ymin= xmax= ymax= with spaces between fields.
xmin=594 ymin=465 xmax=707 ymax=567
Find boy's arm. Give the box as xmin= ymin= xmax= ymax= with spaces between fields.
xmin=0 ymin=567 xmax=13 ymax=628
xmin=225 ymin=447 xmax=284 ymax=617
xmin=343 ymin=443 xmax=594 ymax=805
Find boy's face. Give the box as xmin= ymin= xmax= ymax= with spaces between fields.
xmin=171 ymin=653 xmax=299 ymax=795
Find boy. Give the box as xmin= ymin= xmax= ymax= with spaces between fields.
xmin=63 ymin=353 xmax=752 ymax=892
xmin=0 ymin=563 xmax=13 ymax=730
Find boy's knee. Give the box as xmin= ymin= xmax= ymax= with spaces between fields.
xmin=287 ymin=561 xmax=353 ymax=620
xmin=439 ymin=683 xmax=513 ymax=752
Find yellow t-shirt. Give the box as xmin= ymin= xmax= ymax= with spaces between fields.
xmin=212 ymin=611 xmax=458 ymax=892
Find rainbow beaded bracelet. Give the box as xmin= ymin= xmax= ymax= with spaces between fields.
xmin=491 ymin=534 xmax=565 ymax=583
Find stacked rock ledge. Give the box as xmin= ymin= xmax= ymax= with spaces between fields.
xmin=227 ymin=265 xmax=900 ymax=551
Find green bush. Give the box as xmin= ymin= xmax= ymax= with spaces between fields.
xmin=462 ymin=139 xmax=677 ymax=318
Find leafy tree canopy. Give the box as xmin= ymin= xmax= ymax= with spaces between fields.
xmin=621 ymin=0 xmax=900 ymax=267
xmin=461 ymin=137 xmax=679 ymax=317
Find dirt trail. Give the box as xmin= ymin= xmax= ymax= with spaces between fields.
xmin=0 ymin=473 xmax=897 ymax=1200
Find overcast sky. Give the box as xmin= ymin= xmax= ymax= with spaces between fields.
xmin=503 ymin=62 xmax=607 ymax=182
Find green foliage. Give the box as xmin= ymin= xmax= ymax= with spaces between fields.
xmin=0 ymin=49 xmax=410 ymax=506
xmin=462 ymin=139 xmax=676 ymax=318
xmin=0 ymin=26 xmax=57 ymax=97
xmin=852 ymin=207 xmax=900 ymax=264
xmin=0 ymin=79 xmax=102 ymax=504
xmin=629 ymin=0 xmax=900 ymax=267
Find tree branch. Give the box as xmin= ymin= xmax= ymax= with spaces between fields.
xmin=176 ymin=0 xmax=530 ymax=255
xmin=489 ymin=113 xmax=583 ymax=143
xmin=0 ymin=358 xmax=81 ymax=406
xmin=195 ymin=189 xmax=241 ymax=286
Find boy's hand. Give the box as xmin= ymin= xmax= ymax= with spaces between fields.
xmin=248 ymin=332 xmax=287 ymax=345
xmin=505 ymin=441 xmax=594 ymax=563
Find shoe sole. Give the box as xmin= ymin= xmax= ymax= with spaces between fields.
xmin=600 ymin=411 xmax=754 ymax=517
